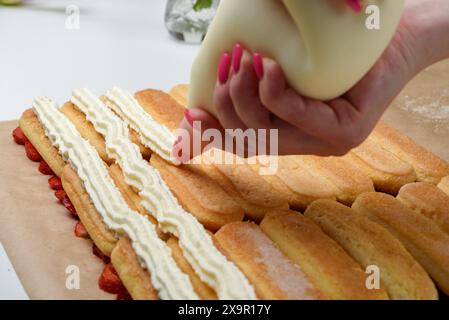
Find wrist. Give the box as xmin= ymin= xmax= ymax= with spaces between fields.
xmin=404 ymin=0 xmax=449 ymax=68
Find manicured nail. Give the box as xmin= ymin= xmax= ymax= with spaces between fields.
xmin=218 ymin=52 xmax=231 ymax=84
xmin=233 ymin=43 xmax=243 ymax=73
xmin=184 ymin=109 xmax=194 ymax=127
xmin=253 ymin=53 xmax=264 ymax=80
xmin=346 ymin=0 xmax=362 ymax=12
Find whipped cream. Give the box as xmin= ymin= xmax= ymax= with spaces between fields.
xmin=71 ymin=88 xmax=256 ymax=300
xmin=32 ymin=96 xmax=198 ymax=300
xmin=104 ymin=87 xmax=178 ymax=164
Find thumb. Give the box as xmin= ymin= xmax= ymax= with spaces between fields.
xmin=173 ymin=108 xmax=224 ymax=163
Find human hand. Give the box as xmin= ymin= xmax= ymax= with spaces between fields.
xmin=174 ymin=0 xmax=449 ymax=162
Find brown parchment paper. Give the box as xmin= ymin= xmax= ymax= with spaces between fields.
xmin=0 ymin=120 xmax=113 ymax=300
xmin=0 ymin=60 xmax=448 ymax=300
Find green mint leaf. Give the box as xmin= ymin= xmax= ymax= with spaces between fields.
xmin=193 ymin=0 xmax=213 ymax=12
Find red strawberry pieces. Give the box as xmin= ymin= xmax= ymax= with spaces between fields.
xmin=74 ymin=222 xmax=89 ymax=238
xmin=38 ymin=160 xmax=54 ymax=175
xmin=92 ymin=244 xmax=110 ymax=264
xmin=48 ymin=176 xmax=63 ymax=190
xmin=25 ymin=141 xmax=42 ymax=162
xmin=98 ymin=263 xmax=127 ymax=294
xmin=12 ymin=127 xmax=28 ymax=145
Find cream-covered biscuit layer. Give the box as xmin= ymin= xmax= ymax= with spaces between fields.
xmin=103 ymin=87 xmax=176 ymax=164
xmin=71 ymin=88 xmax=256 ymax=300
xmin=32 ymin=97 xmax=198 ymax=300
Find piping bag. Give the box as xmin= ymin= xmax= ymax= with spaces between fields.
xmin=188 ymin=0 xmax=404 ymax=117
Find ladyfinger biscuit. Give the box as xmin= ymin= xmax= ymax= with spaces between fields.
xmin=344 ymin=138 xmax=416 ymax=194
xmin=438 ymin=176 xmax=449 ymax=196
xmin=61 ymin=165 xmax=117 ymax=256
xmin=19 ymin=109 xmax=66 ymax=177
xmin=166 ymin=237 xmax=217 ymax=300
xmin=111 ymin=237 xmax=159 ymax=300
xmin=293 ymin=156 xmax=374 ymax=205
xmin=249 ymin=156 xmax=337 ymax=211
xmin=201 ymin=151 xmax=289 ymax=221
xmin=352 ymin=192 xmax=449 ymax=295
xmin=398 ymin=183 xmax=449 ymax=235
xmin=371 ymin=122 xmax=449 ymax=184
xmin=260 ymin=210 xmax=388 ymax=300
xmin=214 ymin=222 xmax=325 ymax=300
xmin=150 ymin=154 xmax=244 ymax=232
xmin=169 ymin=84 xmax=189 ymax=106
xmin=60 ymin=102 xmax=113 ymax=164
xmin=108 ymin=163 xmax=168 ymax=240
xmin=135 ymin=89 xmax=185 ymax=132
xmin=305 ymin=199 xmax=437 ymax=300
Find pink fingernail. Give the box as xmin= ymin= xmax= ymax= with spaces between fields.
xmin=233 ymin=43 xmax=243 ymax=73
xmin=346 ymin=0 xmax=363 ymax=12
xmin=218 ymin=53 xmax=231 ymax=84
xmin=253 ymin=53 xmax=264 ymax=80
xmin=184 ymin=109 xmax=194 ymax=127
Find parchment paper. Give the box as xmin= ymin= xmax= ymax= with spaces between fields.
xmin=0 ymin=120 xmax=113 ymax=300
xmin=0 ymin=60 xmax=448 ymax=300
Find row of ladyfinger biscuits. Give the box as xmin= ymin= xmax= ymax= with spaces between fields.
xmin=20 ymin=85 xmax=449 ymax=300
xmin=86 ymin=86 xmax=449 ymax=299
xmin=19 ymin=107 xmax=445 ymax=300
xmin=82 ymin=86 xmax=441 ymax=298
xmin=20 ymin=92 xmax=325 ymax=300
xmin=172 ymin=84 xmax=449 ymax=192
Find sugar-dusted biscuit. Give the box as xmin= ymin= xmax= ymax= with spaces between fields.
xmin=111 ymin=237 xmax=159 ymax=300
xmin=19 ymin=109 xmax=66 ymax=177
xmin=150 ymin=155 xmax=244 ymax=232
xmin=293 ymin=155 xmax=374 ymax=205
xmin=166 ymin=237 xmax=217 ymax=300
xmin=260 ymin=210 xmax=388 ymax=300
xmin=249 ymin=156 xmax=337 ymax=211
xmin=371 ymin=122 xmax=449 ymax=184
xmin=214 ymin=222 xmax=325 ymax=300
xmin=196 ymin=150 xmax=289 ymax=221
xmin=344 ymin=137 xmax=416 ymax=194
xmin=169 ymin=84 xmax=189 ymax=106
xmin=352 ymin=192 xmax=449 ymax=296
xmin=398 ymin=182 xmax=449 ymax=235
xmin=61 ymin=165 xmax=117 ymax=256
xmin=306 ymin=199 xmax=437 ymax=300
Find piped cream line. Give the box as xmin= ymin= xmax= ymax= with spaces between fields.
xmin=104 ymin=87 xmax=179 ymax=164
xmin=71 ymin=88 xmax=257 ymax=300
xmin=32 ymin=96 xmax=198 ymax=300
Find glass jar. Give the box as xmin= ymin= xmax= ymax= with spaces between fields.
xmin=165 ymin=0 xmax=220 ymax=44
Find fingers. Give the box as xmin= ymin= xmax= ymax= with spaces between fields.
xmin=258 ymin=57 xmax=365 ymax=152
xmin=174 ymin=108 xmax=224 ymax=163
xmin=228 ymin=50 xmax=272 ymax=129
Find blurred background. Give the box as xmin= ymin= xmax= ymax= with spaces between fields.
xmin=0 ymin=0 xmax=218 ymax=121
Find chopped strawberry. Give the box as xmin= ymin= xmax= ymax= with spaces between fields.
xmin=12 ymin=127 xmax=28 ymax=145
xmin=117 ymin=290 xmax=132 ymax=300
xmin=62 ymin=195 xmax=77 ymax=217
xmin=74 ymin=222 xmax=89 ymax=238
xmin=54 ymin=190 xmax=66 ymax=203
xmin=38 ymin=160 xmax=54 ymax=175
xmin=93 ymin=244 xmax=110 ymax=264
xmin=24 ymin=141 xmax=42 ymax=162
xmin=98 ymin=263 xmax=126 ymax=294
xmin=48 ymin=176 xmax=63 ymax=190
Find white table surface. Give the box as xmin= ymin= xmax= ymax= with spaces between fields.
xmin=0 ymin=0 xmax=199 ymax=299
